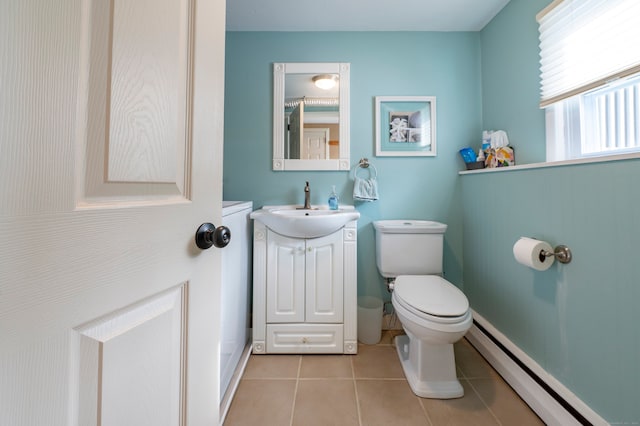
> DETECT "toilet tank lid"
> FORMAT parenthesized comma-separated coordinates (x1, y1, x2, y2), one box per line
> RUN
(373, 220, 447, 234)
(395, 275, 468, 317)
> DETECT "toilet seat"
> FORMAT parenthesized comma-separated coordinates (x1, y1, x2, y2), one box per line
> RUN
(394, 275, 469, 320)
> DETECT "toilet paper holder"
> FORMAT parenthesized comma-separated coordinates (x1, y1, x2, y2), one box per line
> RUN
(539, 245, 572, 264)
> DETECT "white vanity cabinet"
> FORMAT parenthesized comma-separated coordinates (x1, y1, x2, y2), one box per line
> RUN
(266, 231, 343, 324)
(252, 217, 358, 354)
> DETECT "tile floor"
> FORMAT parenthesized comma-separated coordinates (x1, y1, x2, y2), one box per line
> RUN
(224, 332, 544, 425)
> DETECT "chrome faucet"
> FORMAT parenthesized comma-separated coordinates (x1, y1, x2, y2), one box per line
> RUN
(303, 181, 311, 209)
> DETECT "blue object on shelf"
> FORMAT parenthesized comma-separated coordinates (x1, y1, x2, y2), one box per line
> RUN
(459, 147, 477, 163)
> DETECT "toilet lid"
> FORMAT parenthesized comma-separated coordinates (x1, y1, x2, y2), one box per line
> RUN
(395, 275, 469, 317)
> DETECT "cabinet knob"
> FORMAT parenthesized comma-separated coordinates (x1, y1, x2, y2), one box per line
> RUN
(302, 337, 308, 344)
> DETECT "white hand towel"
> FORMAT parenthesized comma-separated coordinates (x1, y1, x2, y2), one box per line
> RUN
(353, 176, 379, 201)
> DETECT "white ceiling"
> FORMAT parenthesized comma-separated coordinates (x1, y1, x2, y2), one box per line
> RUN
(226, 0, 511, 32)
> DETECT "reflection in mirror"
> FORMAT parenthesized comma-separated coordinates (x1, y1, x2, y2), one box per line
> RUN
(273, 63, 350, 171)
(285, 74, 339, 161)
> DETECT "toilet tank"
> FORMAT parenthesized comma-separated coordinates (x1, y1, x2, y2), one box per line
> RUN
(373, 220, 447, 278)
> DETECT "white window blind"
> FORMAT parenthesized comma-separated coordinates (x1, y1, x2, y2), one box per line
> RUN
(537, 0, 640, 108)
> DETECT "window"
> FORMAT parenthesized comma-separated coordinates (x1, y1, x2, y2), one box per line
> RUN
(538, 0, 640, 161)
(546, 75, 640, 161)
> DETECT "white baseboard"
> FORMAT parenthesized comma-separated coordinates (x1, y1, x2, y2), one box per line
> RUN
(219, 342, 252, 426)
(467, 310, 608, 426)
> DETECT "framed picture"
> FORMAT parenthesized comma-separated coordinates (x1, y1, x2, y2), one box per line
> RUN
(375, 96, 436, 157)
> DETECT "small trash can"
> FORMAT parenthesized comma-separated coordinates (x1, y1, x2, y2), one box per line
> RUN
(357, 296, 383, 344)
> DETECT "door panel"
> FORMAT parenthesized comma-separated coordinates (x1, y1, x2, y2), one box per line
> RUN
(0, 0, 225, 424)
(266, 232, 305, 323)
(80, 0, 191, 202)
(305, 232, 343, 323)
(106, 0, 187, 184)
(76, 286, 186, 425)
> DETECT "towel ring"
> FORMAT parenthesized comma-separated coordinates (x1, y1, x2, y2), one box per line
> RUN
(354, 159, 377, 179)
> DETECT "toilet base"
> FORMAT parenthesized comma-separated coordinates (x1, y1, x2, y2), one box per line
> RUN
(395, 334, 464, 399)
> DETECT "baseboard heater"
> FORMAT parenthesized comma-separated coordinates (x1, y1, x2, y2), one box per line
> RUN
(467, 310, 607, 426)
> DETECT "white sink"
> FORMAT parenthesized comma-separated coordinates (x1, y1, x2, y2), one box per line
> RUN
(250, 205, 360, 238)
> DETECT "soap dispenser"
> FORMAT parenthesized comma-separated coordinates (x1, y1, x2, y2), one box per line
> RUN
(328, 185, 339, 210)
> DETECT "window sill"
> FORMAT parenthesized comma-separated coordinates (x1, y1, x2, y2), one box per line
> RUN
(459, 152, 640, 175)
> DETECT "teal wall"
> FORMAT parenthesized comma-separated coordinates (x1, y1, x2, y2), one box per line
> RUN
(224, 32, 482, 298)
(480, 0, 546, 164)
(469, 0, 640, 423)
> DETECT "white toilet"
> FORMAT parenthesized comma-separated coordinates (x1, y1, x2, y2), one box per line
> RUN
(373, 220, 472, 399)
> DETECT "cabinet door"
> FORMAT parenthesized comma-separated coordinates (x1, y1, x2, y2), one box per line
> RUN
(266, 232, 305, 323)
(306, 232, 344, 323)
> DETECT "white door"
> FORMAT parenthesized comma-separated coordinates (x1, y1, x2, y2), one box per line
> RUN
(302, 127, 330, 160)
(0, 0, 225, 425)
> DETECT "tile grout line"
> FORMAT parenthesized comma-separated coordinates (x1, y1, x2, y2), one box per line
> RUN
(465, 377, 503, 426)
(416, 396, 435, 426)
(456, 346, 502, 425)
(241, 377, 299, 381)
(352, 349, 364, 426)
(288, 356, 302, 426)
(298, 377, 354, 381)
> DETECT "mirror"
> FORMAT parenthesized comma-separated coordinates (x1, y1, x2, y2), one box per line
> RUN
(273, 63, 350, 171)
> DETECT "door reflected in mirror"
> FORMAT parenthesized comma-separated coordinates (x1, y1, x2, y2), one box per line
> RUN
(273, 63, 350, 171)
(285, 74, 339, 161)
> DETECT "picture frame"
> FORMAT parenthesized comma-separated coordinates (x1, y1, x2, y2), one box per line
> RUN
(375, 96, 436, 157)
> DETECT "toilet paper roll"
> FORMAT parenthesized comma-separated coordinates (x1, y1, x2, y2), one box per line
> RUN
(513, 237, 554, 271)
